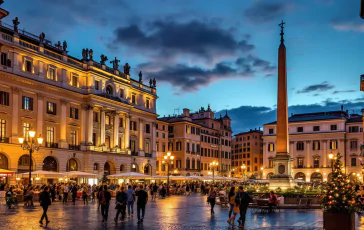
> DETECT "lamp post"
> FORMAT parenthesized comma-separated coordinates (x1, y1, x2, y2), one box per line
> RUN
(162, 151, 174, 196)
(18, 130, 43, 186)
(260, 167, 264, 179)
(209, 161, 218, 183)
(241, 164, 246, 182)
(328, 152, 334, 173)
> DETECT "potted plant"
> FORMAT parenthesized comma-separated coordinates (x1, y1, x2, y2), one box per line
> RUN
(320, 153, 359, 230)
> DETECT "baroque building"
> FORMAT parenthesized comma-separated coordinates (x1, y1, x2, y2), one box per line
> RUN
(262, 109, 363, 182)
(156, 106, 232, 177)
(231, 129, 263, 179)
(0, 6, 158, 184)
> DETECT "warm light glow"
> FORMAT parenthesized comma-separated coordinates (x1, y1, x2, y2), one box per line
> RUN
(59, 178, 63, 181)
(37, 134, 43, 145)
(357, 173, 360, 177)
(174, 170, 178, 173)
(306, 173, 309, 175)
(16, 177, 20, 181)
(162, 160, 165, 164)
(328, 153, 334, 159)
(28, 130, 36, 138)
(18, 137, 24, 144)
(316, 169, 319, 172)
(164, 156, 167, 159)
(167, 152, 171, 156)
(170, 156, 174, 160)
(260, 167, 264, 170)
(241, 164, 246, 169)
(35, 177, 40, 180)
(132, 164, 136, 169)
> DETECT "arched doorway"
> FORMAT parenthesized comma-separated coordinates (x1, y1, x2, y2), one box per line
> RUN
(120, 164, 126, 172)
(0, 153, 8, 169)
(66, 158, 79, 172)
(144, 164, 152, 176)
(42, 156, 58, 172)
(267, 172, 274, 179)
(310, 172, 323, 182)
(131, 163, 138, 172)
(294, 172, 306, 181)
(18, 154, 34, 173)
(104, 161, 116, 175)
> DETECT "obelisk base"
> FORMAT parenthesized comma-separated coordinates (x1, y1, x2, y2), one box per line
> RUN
(269, 154, 296, 190)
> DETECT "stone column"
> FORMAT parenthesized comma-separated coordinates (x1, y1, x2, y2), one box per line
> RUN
(124, 114, 130, 153)
(13, 52, 19, 70)
(152, 122, 157, 157)
(87, 105, 94, 146)
(306, 140, 311, 167)
(323, 140, 328, 167)
(59, 99, 68, 149)
(80, 105, 88, 146)
(11, 87, 20, 143)
(138, 118, 144, 156)
(38, 61, 44, 79)
(36, 93, 44, 138)
(113, 112, 119, 148)
(100, 108, 106, 146)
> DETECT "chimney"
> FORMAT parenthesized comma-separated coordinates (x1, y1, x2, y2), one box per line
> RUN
(183, 108, 190, 117)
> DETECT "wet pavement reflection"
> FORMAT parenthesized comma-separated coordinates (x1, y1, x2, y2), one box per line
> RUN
(0, 194, 361, 229)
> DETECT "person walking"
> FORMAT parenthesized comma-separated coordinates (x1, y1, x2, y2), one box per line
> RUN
(82, 186, 88, 205)
(99, 185, 111, 223)
(152, 183, 158, 201)
(236, 186, 250, 229)
(135, 185, 148, 224)
(71, 183, 77, 205)
(228, 187, 236, 218)
(63, 184, 69, 204)
(114, 187, 127, 223)
(227, 187, 239, 227)
(39, 186, 51, 226)
(125, 185, 135, 217)
(207, 187, 217, 214)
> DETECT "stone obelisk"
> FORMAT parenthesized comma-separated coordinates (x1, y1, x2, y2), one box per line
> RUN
(269, 20, 295, 189)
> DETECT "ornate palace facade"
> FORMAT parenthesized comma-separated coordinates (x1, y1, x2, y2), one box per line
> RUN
(0, 6, 158, 184)
(262, 109, 363, 182)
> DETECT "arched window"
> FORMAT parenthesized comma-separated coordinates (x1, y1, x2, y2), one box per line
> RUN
(0, 153, 8, 169)
(131, 163, 138, 172)
(267, 172, 274, 179)
(66, 158, 78, 172)
(104, 162, 111, 175)
(106, 85, 113, 95)
(42, 156, 58, 172)
(144, 164, 152, 175)
(120, 164, 125, 172)
(18, 155, 32, 173)
(186, 158, 190, 170)
(310, 172, 323, 182)
(191, 158, 195, 169)
(294, 172, 306, 181)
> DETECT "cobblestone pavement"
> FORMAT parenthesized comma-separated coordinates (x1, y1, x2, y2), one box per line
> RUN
(0, 194, 360, 230)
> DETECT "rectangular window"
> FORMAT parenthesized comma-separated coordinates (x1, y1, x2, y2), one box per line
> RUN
(0, 91, 9, 106)
(46, 127, 54, 145)
(297, 127, 303, 132)
(268, 159, 273, 168)
(71, 74, 78, 87)
(93, 112, 99, 122)
(351, 158, 357, 167)
(70, 107, 79, 119)
(186, 143, 190, 152)
(313, 126, 320, 132)
(296, 142, 304, 151)
(145, 124, 150, 133)
(312, 140, 320, 150)
(25, 60, 32, 73)
(95, 80, 100, 90)
(23, 122, 30, 141)
(313, 157, 320, 168)
(268, 143, 274, 152)
(48, 67, 56, 80)
(146, 98, 150, 109)
(132, 94, 136, 104)
(0, 119, 6, 139)
(1, 52, 7, 66)
(46, 102, 57, 115)
(145, 142, 150, 154)
(22, 96, 33, 111)
(330, 140, 338, 150)
(70, 130, 77, 145)
(349, 126, 359, 133)
(119, 118, 123, 128)
(297, 158, 304, 168)
(162, 144, 166, 152)
(330, 125, 337, 131)
(350, 140, 358, 149)
(92, 133, 96, 145)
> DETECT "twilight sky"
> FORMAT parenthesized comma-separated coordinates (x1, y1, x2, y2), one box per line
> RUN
(3, 0, 364, 133)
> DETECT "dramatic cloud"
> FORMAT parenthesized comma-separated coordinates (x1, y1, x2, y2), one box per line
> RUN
(112, 20, 255, 60)
(332, 90, 356, 94)
(216, 99, 364, 134)
(297, 81, 334, 94)
(244, 1, 294, 24)
(331, 20, 364, 32)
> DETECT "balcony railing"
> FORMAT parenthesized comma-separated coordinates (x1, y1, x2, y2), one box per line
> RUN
(69, 145, 80, 150)
(131, 151, 139, 156)
(0, 137, 9, 143)
(145, 153, 152, 158)
(45, 142, 58, 148)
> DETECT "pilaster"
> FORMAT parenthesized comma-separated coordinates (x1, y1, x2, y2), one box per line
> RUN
(11, 87, 20, 143)
(124, 114, 130, 154)
(36, 93, 44, 138)
(59, 99, 68, 149)
(100, 107, 106, 146)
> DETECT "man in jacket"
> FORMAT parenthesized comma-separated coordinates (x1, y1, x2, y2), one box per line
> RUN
(71, 183, 77, 205)
(114, 187, 128, 223)
(136, 185, 148, 224)
(125, 185, 135, 216)
(99, 185, 111, 222)
(236, 186, 250, 229)
(39, 186, 52, 225)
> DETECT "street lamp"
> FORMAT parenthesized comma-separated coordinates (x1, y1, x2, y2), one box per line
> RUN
(18, 129, 43, 186)
(162, 151, 174, 196)
(260, 167, 264, 179)
(241, 164, 246, 182)
(209, 161, 218, 183)
(328, 152, 334, 173)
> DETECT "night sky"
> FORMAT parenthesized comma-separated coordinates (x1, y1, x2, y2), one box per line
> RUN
(3, 0, 364, 133)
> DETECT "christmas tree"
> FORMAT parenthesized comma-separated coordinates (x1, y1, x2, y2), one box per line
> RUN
(320, 153, 360, 214)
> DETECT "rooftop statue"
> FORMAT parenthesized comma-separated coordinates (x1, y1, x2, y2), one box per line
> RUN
(123, 63, 130, 75)
(100, 54, 108, 65)
(110, 57, 120, 70)
(138, 71, 143, 83)
(89, 49, 93, 60)
(39, 32, 45, 43)
(12, 17, 20, 33)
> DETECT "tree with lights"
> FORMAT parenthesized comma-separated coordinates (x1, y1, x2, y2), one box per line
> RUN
(321, 153, 359, 230)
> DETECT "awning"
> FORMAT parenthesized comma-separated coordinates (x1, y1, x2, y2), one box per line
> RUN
(107, 172, 149, 179)
(63, 171, 97, 177)
(0, 169, 15, 176)
(19, 170, 63, 177)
